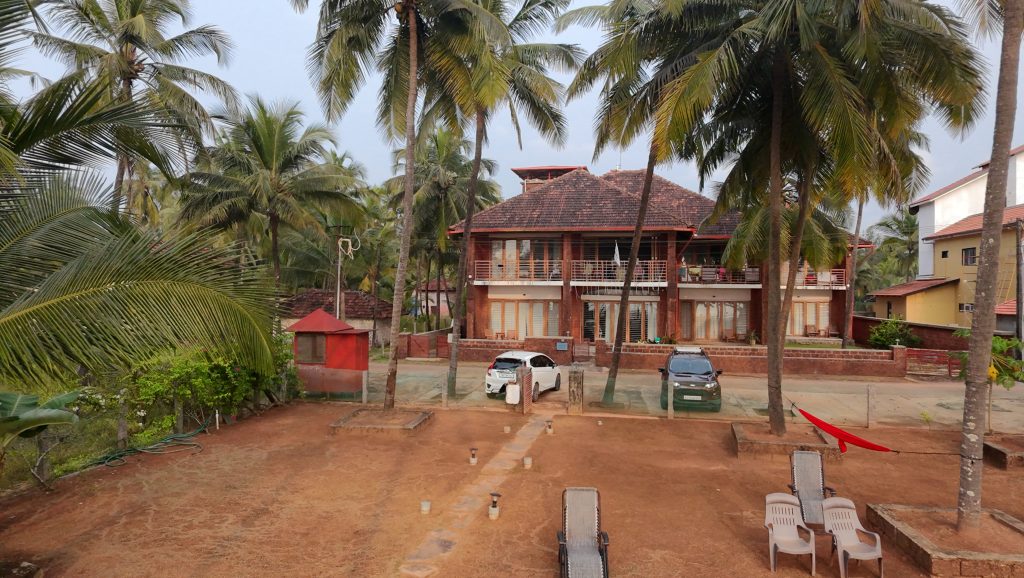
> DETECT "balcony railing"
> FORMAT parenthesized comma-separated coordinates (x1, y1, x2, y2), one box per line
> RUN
(473, 260, 562, 281)
(571, 260, 667, 282)
(678, 266, 761, 284)
(677, 266, 846, 287)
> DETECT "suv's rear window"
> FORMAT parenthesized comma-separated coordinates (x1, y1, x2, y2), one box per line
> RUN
(493, 358, 523, 370)
(669, 356, 713, 375)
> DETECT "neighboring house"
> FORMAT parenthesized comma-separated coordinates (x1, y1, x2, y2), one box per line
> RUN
(413, 279, 455, 319)
(450, 166, 856, 344)
(909, 144, 1024, 279)
(283, 289, 393, 346)
(871, 204, 1024, 327)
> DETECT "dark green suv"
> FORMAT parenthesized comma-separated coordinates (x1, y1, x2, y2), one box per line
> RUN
(658, 347, 723, 412)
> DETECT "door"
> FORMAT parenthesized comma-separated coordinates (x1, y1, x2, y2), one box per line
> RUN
(530, 355, 557, 391)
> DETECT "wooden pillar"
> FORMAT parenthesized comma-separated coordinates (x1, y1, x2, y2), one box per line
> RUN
(666, 231, 679, 340)
(561, 233, 573, 337)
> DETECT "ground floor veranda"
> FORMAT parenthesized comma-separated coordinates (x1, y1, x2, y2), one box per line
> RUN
(467, 285, 848, 344)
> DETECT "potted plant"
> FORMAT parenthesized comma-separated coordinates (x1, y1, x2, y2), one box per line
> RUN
(747, 330, 758, 346)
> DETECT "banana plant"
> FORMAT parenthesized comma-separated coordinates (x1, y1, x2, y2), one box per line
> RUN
(0, 391, 79, 469)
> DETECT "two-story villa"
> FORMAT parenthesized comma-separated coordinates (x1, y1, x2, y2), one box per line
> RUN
(451, 166, 853, 344)
(909, 144, 1024, 279)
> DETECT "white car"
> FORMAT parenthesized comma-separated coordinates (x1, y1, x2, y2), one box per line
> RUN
(484, 351, 561, 402)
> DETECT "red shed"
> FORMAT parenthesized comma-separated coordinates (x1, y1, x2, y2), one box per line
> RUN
(285, 309, 369, 400)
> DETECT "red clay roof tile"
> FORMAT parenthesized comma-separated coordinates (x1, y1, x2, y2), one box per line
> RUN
(869, 277, 958, 297)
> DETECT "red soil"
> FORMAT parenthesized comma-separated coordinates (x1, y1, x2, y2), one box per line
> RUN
(0, 405, 1020, 577)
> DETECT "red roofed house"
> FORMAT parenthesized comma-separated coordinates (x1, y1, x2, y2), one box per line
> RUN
(909, 144, 1024, 279)
(871, 204, 1024, 327)
(450, 166, 857, 345)
(283, 289, 393, 346)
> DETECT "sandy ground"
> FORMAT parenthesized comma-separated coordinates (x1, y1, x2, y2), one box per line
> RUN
(1, 403, 1022, 577)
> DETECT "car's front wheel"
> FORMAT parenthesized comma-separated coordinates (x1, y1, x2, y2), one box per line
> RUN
(554, 375, 561, 391)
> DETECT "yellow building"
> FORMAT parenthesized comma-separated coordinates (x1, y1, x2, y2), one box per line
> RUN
(871, 205, 1024, 327)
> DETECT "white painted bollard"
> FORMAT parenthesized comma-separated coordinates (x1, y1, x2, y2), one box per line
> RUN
(503, 425, 511, 434)
(420, 501, 431, 515)
(523, 456, 533, 470)
(469, 447, 478, 466)
(488, 493, 501, 520)
(545, 420, 554, 435)
(597, 420, 603, 426)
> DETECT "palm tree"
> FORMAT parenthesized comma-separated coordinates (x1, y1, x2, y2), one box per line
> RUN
(298, 0, 509, 409)
(389, 126, 501, 334)
(437, 0, 580, 404)
(178, 97, 363, 292)
(648, 0, 980, 434)
(870, 210, 919, 283)
(955, 0, 1024, 531)
(28, 0, 238, 209)
(0, 172, 277, 385)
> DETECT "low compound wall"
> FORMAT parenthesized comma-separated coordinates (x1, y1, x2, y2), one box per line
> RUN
(594, 342, 908, 377)
(852, 315, 973, 350)
(396, 329, 451, 359)
(455, 337, 575, 365)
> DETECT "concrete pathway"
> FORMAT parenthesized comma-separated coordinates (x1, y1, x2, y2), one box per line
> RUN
(361, 360, 1024, 433)
(399, 413, 550, 577)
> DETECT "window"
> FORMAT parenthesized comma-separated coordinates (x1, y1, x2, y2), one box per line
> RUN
(295, 334, 326, 363)
(582, 301, 658, 343)
(531, 355, 554, 368)
(685, 301, 749, 341)
(962, 247, 977, 266)
(786, 302, 829, 336)
(887, 302, 893, 318)
(489, 239, 562, 279)
(959, 303, 975, 313)
(940, 250, 949, 259)
(490, 300, 560, 337)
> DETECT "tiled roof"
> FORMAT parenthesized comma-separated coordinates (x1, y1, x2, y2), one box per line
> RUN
(452, 168, 711, 234)
(908, 143, 1024, 207)
(597, 170, 741, 236)
(285, 309, 356, 333)
(869, 277, 958, 297)
(925, 204, 1024, 240)
(996, 300, 1017, 316)
(283, 289, 392, 320)
(909, 168, 988, 208)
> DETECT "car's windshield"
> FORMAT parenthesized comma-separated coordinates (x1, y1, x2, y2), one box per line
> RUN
(493, 358, 522, 371)
(669, 356, 713, 375)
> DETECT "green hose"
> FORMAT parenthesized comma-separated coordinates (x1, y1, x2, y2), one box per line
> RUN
(88, 417, 212, 467)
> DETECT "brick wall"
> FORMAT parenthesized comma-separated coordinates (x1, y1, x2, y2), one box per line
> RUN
(453, 338, 575, 364)
(398, 329, 451, 359)
(852, 315, 975, 350)
(594, 341, 908, 377)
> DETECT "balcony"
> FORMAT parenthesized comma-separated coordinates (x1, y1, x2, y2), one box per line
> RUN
(473, 260, 562, 283)
(677, 266, 846, 288)
(571, 260, 667, 285)
(678, 266, 761, 285)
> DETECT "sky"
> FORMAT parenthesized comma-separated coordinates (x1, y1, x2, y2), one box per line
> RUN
(14, 0, 1024, 231)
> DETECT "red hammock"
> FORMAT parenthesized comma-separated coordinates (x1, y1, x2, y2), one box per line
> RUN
(796, 406, 893, 453)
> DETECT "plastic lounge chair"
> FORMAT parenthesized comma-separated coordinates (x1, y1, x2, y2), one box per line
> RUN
(764, 493, 816, 575)
(822, 497, 883, 578)
(557, 487, 609, 578)
(789, 450, 836, 526)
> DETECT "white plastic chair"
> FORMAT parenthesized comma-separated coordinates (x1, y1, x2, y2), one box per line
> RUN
(764, 493, 816, 575)
(822, 497, 883, 578)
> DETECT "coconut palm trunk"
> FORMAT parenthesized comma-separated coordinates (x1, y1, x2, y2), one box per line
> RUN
(780, 182, 812, 334)
(766, 54, 787, 436)
(957, 0, 1024, 530)
(384, 5, 420, 410)
(603, 142, 658, 405)
(445, 109, 486, 404)
(842, 195, 865, 348)
(113, 72, 135, 212)
(435, 246, 442, 329)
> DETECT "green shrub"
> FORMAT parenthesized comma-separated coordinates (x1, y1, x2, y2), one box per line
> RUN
(867, 317, 921, 349)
